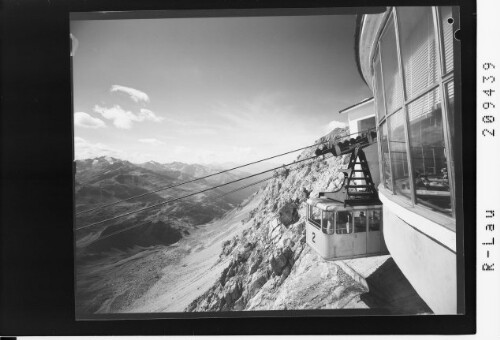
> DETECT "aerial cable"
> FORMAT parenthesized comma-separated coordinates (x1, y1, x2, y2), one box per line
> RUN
(75, 141, 328, 216)
(76, 153, 327, 231)
(76, 128, 375, 216)
(86, 175, 276, 246)
(82, 155, 332, 246)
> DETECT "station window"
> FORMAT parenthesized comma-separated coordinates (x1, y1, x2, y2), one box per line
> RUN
(388, 110, 410, 199)
(445, 80, 455, 142)
(357, 116, 376, 133)
(397, 7, 438, 100)
(336, 211, 352, 234)
(353, 211, 367, 233)
(380, 122, 393, 190)
(373, 52, 386, 122)
(373, 6, 456, 218)
(380, 17, 403, 115)
(439, 7, 455, 74)
(369, 209, 382, 231)
(408, 88, 451, 215)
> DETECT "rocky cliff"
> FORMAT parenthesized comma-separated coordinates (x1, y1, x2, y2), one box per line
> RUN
(185, 128, 371, 311)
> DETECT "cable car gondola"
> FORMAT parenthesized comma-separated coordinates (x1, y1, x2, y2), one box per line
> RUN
(306, 140, 388, 260)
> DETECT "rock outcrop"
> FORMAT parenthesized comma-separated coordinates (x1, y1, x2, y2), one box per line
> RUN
(186, 128, 368, 312)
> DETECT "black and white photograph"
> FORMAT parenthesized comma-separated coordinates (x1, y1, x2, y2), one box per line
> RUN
(71, 6, 463, 319)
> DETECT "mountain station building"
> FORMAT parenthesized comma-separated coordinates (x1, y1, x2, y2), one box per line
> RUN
(348, 6, 460, 314)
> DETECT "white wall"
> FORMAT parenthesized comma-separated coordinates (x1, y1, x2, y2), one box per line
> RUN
(345, 100, 375, 135)
(381, 193, 457, 314)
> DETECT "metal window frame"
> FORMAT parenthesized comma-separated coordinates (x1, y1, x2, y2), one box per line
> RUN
(393, 7, 416, 204)
(386, 109, 406, 193)
(376, 15, 398, 193)
(436, 6, 455, 78)
(353, 209, 369, 233)
(335, 211, 353, 235)
(373, 50, 387, 123)
(434, 7, 456, 217)
(321, 210, 326, 234)
(334, 211, 338, 234)
(372, 48, 388, 189)
(373, 74, 386, 187)
(386, 116, 396, 192)
(381, 122, 394, 191)
(323, 211, 335, 235)
(308, 205, 321, 229)
(368, 208, 383, 231)
(378, 13, 404, 117)
(321, 210, 333, 234)
(404, 82, 440, 106)
(371, 6, 457, 218)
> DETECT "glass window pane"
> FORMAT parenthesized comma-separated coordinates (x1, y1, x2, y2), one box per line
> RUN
(336, 211, 352, 234)
(354, 211, 367, 233)
(408, 88, 452, 216)
(373, 51, 386, 121)
(388, 110, 410, 199)
(380, 17, 403, 114)
(440, 6, 455, 74)
(445, 80, 455, 142)
(380, 122, 393, 191)
(357, 116, 376, 133)
(322, 211, 334, 235)
(397, 7, 438, 100)
(309, 206, 321, 228)
(369, 209, 382, 231)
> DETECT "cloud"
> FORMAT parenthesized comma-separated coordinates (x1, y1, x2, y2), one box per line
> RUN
(94, 105, 163, 129)
(74, 111, 106, 129)
(74, 136, 122, 160)
(325, 120, 347, 133)
(74, 137, 156, 163)
(138, 138, 165, 146)
(139, 108, 163, 122)
(110, 85, 150, 103)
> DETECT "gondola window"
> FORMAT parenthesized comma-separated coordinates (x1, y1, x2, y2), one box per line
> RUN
(308, 205, 322, 229)
(322, 211, 335, 235)
(336, 211, 352, 234)
(354, 211, 368, 233)
(368, 209, 382, 232)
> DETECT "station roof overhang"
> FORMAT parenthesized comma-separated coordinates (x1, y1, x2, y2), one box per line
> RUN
(354, 8, 390, 89)
(338, 96, 374, 115)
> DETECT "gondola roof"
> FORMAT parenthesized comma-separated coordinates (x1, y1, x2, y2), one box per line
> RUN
(307, 197, 382, 211)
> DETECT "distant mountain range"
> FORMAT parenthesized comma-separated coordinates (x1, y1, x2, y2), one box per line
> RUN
(74, 156, 268, 255)
(75, 127, 366, 315)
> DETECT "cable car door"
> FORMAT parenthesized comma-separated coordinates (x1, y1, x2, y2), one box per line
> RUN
(353, 210, 368, 256)
(367, 209, 383, 254)
(334, 211, 355, 258)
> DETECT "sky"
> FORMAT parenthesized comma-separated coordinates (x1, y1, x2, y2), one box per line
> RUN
(71, 14, 372, 166)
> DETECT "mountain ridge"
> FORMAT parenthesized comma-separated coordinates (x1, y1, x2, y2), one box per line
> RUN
(185, 127, 353, 311)
(74, 154, 268, 257)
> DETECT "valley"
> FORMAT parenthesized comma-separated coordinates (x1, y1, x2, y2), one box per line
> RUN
(75, 130, 431, 317)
